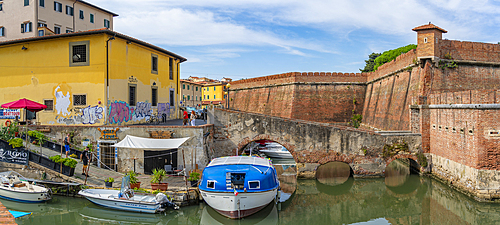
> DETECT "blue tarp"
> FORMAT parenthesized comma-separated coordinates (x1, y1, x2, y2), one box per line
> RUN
(9, 210, 31, 218)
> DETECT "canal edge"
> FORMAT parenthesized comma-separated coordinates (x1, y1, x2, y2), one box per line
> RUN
(0, 201, 17, 224)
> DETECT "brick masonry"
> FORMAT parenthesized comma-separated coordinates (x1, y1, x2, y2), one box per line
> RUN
(225, 24, 500, 200)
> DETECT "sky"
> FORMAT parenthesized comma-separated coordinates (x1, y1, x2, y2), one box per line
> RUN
(92, 0, 500, 81)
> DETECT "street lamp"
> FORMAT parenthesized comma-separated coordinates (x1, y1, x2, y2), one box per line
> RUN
(225, 83, 231, 109)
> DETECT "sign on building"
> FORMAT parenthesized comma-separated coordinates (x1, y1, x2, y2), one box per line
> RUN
(0, 109, 21, 119)
(0, 148, 29, 165)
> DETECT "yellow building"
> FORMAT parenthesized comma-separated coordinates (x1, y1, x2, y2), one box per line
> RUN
(0, 29, 186, 125)
(202, 82, 227, 108)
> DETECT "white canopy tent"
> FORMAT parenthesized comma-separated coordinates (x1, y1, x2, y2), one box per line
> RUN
(111, 135, 190, 150)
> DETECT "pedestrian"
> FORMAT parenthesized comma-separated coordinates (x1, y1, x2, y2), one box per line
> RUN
(64, 133, 70, 158)
(80, 146, 91, 176)
(190, 110, 196, 126)
(182, 109, 189, 126)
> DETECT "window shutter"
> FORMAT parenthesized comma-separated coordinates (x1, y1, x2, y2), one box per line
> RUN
(54, 2, 57, 10)
(28, 22, 32, 32)
(21, 24, 25, 33)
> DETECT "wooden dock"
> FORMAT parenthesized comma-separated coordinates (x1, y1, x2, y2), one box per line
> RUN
(0, 201, 16, 224)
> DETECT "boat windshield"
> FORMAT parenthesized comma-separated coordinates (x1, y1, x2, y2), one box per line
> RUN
(0, 171, 25, 184)
(121, 175, 131, 192)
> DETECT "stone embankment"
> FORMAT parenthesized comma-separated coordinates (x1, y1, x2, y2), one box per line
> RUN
(0, 203, 16, 224)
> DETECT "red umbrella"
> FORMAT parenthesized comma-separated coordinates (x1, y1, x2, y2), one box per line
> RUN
(1, 98, 47, 112)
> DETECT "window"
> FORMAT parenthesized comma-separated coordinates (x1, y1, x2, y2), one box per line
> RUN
(129, 84, 136, 106)
(21, 22, 32, 33)
(214, 95, 216, 99)
(183, 84, 185, 89)
(73, 95, 86, 106)
(24, 0, 29, 6)
(38, 30, 44, 36)
(79, 10, 84, 19)
(0, 3, 3, 11)
(54, 1, 62, 12)
(151, 54, 158, 74)
(187, 95, 190, 101)
(90, 14, 94, 23)
(0, 27, 4, 37)
(65, 5, 73, 16)
(214, 87, 216, 91)
(54, 26, 60, 34)
(169, 90, 174, 106)
(207, 180, 215, 189)
(69, 41, 89, 66)
(248, 181, 260, 189)
(151, 87, 158, 107)
(39, 0, 44, 7)
(169, 58, 173, 80)
(196, 87, 198, 91)
(44, 100, 53, 111)
(66, 29, 72, 33)
(182, 95, 185, 100)
(207, 95, 209, 100)
(38, 22, 46, 27)
(196, 96, 197, 101)
(187, 85, 190, 90)
(104, 19, 110, 28)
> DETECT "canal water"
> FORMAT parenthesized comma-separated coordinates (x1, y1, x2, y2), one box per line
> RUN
(3, 163, 500, 224)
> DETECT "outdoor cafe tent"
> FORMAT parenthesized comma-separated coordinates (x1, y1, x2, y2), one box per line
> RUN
(111, 135, 190, 150)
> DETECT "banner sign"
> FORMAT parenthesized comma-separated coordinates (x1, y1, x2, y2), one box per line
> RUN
(0, 109, 21, 119)
(0, 148, 29, 165)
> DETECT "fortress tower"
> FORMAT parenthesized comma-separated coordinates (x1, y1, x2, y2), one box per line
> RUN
(412, 23, 447, 61)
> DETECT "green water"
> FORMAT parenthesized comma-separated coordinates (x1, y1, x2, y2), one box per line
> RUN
(2, 176, 500, 225)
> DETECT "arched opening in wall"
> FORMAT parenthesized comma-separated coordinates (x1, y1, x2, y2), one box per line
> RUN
(385, 158, 420, 194)
(241, 139, 297, 201)
(316, 162, 353, 186)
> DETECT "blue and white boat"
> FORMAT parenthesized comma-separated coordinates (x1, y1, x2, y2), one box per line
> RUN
(0, 171, 51, 203)
(199, 156, 279, 219)
(78, 176, 178, 213)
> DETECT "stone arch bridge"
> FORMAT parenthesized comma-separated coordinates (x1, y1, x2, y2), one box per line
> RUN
(211, 109, 424, 178)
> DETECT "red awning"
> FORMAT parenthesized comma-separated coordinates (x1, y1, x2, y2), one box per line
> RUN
(1, 98, 47, 112)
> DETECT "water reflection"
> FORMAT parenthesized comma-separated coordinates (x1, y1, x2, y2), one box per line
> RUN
(385, 159, 420, 194)
(200, 202, 278, 225)
(316, 162, 352, 186)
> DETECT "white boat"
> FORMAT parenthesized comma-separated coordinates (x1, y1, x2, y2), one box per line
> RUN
(78, 176, 178, 213)
(0, 171, 51, 203)
(199, 156, 280, 219)
(259, 146, 294, 159)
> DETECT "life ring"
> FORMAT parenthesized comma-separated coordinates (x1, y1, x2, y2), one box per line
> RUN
(4, 120, 11, 127)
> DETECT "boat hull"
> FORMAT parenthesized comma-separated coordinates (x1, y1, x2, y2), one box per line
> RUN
(259, 150, 294, 159)
(0, 188, 50, 203)
(201, 188, 277, 219)
(84, 196, 160, 213)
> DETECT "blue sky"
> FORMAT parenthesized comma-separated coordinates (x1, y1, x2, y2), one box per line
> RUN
(93, 0, 500, 80)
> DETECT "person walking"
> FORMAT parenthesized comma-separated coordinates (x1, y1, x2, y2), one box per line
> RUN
(80, 147, 91, 176)
(190, 110, 196, 126)
(183, 109, 189, 126)
(64, 134, 70, 158)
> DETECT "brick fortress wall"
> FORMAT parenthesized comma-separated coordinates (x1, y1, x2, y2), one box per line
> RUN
(230, 72, 367, 123)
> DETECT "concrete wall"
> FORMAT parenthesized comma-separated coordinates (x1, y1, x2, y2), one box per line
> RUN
(31, 124, 213, 174)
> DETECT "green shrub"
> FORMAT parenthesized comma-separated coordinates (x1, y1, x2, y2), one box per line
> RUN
(105, 177, 114, 183)
(8, 138, 23, 148)
(187, 172, 200, 181)
(417, 152, 428, 167)
(63, 158, 78, 168)
(373, 44, 417, 71)
(49, 155, 64, 163)
(151, 168, 166, 184)
(350, 114, 363, 128)
(126, 171, 139, 184)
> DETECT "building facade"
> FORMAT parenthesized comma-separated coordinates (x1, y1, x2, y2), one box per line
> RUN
(202, 82, 227, 108)
(180, 79, 202, 108)
(0, 0, 117, 41)
(0, 29, 186, 126)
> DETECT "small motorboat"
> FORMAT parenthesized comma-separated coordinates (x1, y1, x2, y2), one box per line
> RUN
(0, 171, 51, 203)
(78, 176, 178, 213)
(259, 145, 294, 159)
(199, 156, 279, 219)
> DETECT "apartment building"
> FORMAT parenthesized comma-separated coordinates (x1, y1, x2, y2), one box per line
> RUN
(180, 79, 203, 108)
(0, 0, 117, 41)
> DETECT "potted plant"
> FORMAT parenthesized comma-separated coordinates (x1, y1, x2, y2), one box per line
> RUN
(8, 138, 24, 149)
(187, 172, 200, 187)
(126, 171, 141, 189)
(150, 168, 168, 191)
(104, 177, 114, 188)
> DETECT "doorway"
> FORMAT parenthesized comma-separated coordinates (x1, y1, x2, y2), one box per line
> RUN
(99, 142, 116, 171)
(144, 149, 178, 175)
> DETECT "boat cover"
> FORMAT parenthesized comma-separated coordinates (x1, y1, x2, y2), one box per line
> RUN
(111, 135, 190, 150)
(207, 156, 272, 168)
(9, 210, 31, 218)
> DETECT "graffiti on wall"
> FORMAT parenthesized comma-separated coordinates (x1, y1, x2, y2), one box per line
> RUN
(108, 101, 135, 124)
(81, 105, 104, 124)
(54, 85, 71, 116)
(158, 103, 171, 119)
(133, 102, 151, 121)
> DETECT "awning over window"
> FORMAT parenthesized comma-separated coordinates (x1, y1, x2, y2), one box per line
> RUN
(111, 135, 190, 150)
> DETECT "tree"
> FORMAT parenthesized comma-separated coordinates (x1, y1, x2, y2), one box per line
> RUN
(359, 53, 381, 72)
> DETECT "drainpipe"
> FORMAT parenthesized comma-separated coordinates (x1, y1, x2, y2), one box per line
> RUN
(35, 0, 38, 36)
(72, 0, 77, 32)
(105, 35, 115, 124)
